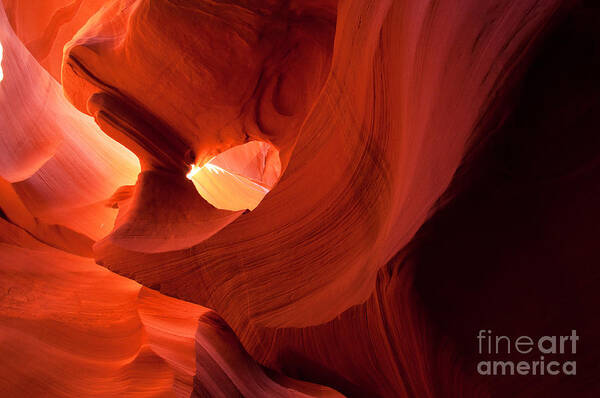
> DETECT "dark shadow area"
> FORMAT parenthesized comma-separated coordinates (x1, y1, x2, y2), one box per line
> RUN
(413, 1, 600, 396)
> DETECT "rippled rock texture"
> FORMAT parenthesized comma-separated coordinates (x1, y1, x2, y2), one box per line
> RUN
(1, 0, 599, 397)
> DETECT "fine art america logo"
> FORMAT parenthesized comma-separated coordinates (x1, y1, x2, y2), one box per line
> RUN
(476, 330, 578, 376)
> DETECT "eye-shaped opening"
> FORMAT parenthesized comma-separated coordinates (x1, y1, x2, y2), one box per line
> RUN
(186, 141, 281, 211)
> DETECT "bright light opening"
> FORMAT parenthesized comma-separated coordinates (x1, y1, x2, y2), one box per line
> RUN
(186, 141, 281, 211)
(186, 163, 202, 179)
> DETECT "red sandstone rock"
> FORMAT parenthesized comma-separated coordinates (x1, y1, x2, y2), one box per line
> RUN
(1, 0, 599, 397)
(0, 4, 140, 242)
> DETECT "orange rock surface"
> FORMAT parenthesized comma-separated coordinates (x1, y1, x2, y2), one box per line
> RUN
(1, 0, 599, 396)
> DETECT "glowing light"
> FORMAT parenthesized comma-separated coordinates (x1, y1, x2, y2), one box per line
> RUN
(187, 158, 227, 179)
(203, 163, 224, 174)
(0, 41, 4, 82)
(185, 142, 281, 211)
(186, 163, 201, 179)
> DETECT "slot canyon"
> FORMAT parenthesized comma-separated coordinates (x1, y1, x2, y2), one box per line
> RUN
(0, 0, 598, 397)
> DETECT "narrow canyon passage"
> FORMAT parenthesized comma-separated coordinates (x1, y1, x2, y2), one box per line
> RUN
(0, 0, 599, 397)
